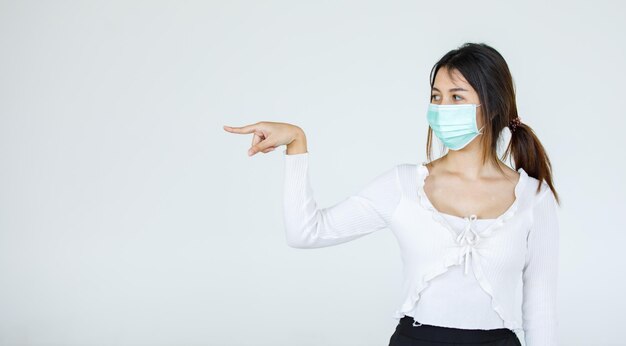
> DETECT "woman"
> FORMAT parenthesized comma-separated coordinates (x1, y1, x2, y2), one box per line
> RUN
(223, 42, 560, 346)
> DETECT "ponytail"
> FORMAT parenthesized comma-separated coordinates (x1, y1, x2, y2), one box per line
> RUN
(504, 122, 561, 205)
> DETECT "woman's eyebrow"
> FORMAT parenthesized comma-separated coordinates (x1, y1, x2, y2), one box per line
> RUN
(431, 87, 469, 92)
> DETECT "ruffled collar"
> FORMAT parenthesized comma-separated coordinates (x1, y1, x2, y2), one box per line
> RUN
(415, 162, 528, 239)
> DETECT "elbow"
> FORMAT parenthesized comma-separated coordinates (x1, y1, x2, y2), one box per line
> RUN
(286, 238, 309, 249)
(283, 213, 320, 249)
(284, 230, 316, 249)
(284, 231, 303, 248)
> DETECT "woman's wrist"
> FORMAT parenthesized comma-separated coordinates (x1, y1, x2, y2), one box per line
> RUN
(286, 129, 307, 155)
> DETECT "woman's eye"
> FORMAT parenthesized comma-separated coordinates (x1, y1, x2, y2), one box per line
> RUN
(430, 95, 462, 101)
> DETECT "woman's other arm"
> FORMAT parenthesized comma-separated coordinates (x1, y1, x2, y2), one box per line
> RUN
(522, 184, 560, 346)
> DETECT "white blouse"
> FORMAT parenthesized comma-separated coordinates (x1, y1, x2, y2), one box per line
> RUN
(408, 214, 506, 329)
(282, 150, 559, 346)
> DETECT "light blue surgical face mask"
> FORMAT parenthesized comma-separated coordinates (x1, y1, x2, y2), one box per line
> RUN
(427, 103, 484, 151)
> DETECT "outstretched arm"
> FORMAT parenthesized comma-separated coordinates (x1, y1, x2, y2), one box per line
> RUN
(282, 150, 400, 249)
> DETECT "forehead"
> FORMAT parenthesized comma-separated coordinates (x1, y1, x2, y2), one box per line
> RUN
(432, 67, 471, 91)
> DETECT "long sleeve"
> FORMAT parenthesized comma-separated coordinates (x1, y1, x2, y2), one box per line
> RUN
(282, 149, 400, 249)
(522, 185, 560, 346)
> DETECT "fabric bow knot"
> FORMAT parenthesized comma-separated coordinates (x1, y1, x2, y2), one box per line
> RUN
(456, 214, 481, 275)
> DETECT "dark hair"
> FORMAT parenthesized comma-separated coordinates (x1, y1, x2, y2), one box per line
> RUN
(426, 42, 560, 205)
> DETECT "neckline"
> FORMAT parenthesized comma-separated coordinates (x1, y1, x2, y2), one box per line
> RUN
(439, 211, 496, 222)
(415, 162, 527, 235)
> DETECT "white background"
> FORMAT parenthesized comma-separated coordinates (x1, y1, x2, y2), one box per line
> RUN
(1, 1, 623, 345)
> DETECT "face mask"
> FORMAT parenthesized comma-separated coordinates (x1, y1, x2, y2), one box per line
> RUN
(427, 103, 484, 151)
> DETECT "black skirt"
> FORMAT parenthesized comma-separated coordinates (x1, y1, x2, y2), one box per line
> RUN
(389, 316, 522, 346)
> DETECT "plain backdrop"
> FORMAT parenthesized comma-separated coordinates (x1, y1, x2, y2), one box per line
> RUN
(1, 1, 624, 345)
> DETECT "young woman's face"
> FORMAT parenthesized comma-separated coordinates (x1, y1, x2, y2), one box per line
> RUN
(430, 67, 484, 129)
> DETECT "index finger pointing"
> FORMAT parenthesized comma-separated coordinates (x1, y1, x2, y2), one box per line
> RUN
(223, 123, 258, 134)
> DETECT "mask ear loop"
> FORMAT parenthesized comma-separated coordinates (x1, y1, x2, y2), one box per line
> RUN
(475, 103, 484, 135)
